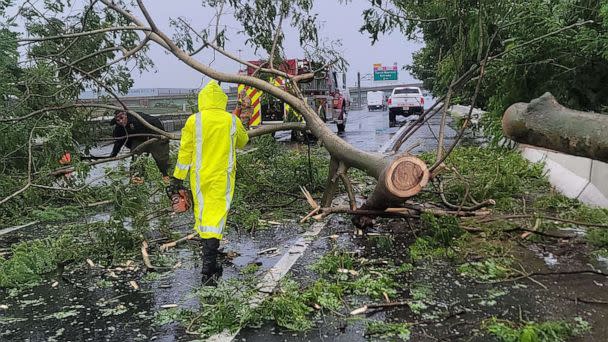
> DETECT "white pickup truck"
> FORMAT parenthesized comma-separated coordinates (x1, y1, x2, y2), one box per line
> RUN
(388, 87, 425, 127)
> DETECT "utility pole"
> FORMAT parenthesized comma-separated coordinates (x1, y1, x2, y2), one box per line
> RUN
(357, 72, 361, 110)
(237, 49, 243, 72)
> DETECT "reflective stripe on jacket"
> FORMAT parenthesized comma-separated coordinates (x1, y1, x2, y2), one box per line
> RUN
(173, 81, 249, 239)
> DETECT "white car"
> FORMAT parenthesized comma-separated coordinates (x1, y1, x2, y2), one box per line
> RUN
(388, 87, 425, 127)
(367, 91, 386, 111)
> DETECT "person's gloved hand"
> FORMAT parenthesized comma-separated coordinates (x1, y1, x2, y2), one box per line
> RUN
(165, 177, 184, 199)
(166, 178, 191, 213)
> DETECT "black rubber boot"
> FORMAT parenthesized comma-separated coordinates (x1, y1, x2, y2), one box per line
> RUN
(200, 238, 223, 287)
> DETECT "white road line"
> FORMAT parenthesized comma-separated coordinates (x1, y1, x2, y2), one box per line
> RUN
(206, 222, 326, 342)
(0, 221, 40, 237)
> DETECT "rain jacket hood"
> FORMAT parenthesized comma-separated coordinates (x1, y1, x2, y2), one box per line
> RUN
(198, 80, 228, 112)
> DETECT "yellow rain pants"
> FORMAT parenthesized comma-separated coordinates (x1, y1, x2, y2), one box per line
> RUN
(173, 81, 249, 240)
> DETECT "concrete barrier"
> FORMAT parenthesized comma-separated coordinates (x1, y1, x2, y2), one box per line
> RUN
(520, 145, 608, 208)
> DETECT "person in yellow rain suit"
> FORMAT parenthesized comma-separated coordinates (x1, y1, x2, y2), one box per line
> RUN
(168, 80, 249, 285)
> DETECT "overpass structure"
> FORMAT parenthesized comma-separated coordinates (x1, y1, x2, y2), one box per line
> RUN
(350, 82, 424, 94)
(79, 87, 239, 115)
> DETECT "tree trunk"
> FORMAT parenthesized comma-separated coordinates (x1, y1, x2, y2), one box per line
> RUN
(247, 122, 307, 138)
(366, 155, 430, 206)
(353, 155, 430, 227)
(502, 92, 608, 163)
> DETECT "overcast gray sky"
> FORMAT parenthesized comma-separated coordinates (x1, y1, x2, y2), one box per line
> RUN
(133, 0, 423, 89)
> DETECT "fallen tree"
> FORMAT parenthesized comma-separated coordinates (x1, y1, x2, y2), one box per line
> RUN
(503, 93, 608, 163)
(124, 0, 433, 215)
(2, 0, 433, 222)
(2, 1, 587, 227)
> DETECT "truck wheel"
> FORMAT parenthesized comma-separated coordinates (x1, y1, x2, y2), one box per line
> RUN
(337, 123, 345, 133)
(389, 109, 397, 127)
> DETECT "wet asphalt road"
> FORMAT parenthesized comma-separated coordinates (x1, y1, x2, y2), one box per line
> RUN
(337, 105, 455, 154)
(274, 97, 456, 155)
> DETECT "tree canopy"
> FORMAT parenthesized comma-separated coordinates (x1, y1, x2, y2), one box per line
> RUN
(361, 0, 608, 139)
(0, 0, 348, 222)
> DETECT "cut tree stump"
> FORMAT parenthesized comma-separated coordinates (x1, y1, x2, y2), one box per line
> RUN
(502, 92, 608, 163)
(352, 154, 430, 228)
(384, 155, 430, 198)
(360, 154, 429, 210)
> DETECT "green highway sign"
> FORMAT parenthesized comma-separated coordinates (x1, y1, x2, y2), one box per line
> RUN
(373, 70, 398, 81)
(373, 63, 399, 81)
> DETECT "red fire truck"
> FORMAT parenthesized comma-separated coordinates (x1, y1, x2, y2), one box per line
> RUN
(240, 59, 350, 133)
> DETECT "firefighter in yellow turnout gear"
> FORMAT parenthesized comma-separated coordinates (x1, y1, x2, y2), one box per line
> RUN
(170, 80, 249, 285)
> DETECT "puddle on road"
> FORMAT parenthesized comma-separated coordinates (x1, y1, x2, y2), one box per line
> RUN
(528, 244, 560, 268)
(543, 252, 559, 267)
(596, 255, 608, 270)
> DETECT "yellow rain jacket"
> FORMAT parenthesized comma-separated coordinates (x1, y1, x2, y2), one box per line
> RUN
(173, 81, 249, 240)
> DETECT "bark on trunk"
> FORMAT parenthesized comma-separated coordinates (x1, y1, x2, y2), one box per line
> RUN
(502, 92, 608, 163)
(247, 122, 307, 138)
(321, 158, 340, 208)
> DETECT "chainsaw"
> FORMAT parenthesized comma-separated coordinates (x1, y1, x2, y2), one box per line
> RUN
(165, 180, 192, 213)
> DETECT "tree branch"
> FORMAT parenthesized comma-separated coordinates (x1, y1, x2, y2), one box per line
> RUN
(309, 205, 488, 221)
(51, 58, 176, 143)
(0, 125, 38, 206)
(18, 26, 152, 43)
(0, 183, 31, 206)
(321, 157, 341, 207)
(339, 172, 357, 211)
(390, 20, 590, 154)
(489, 20, 593, 62)
(247, 122, 307, 138)
(56, 46, 122, 72)
(49, 138, 162, 176)
(391, 99, 445, 152)
(476, 214, 608, 229)
(435, 77, 455, 161)
(269, 12, 284, 70)
(430, 30, 498, 172)
(175, 17, 310, 82)
(438, 181, 495, 211)
(109, 0, 383, 177)
(373, 4, 446, 23)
